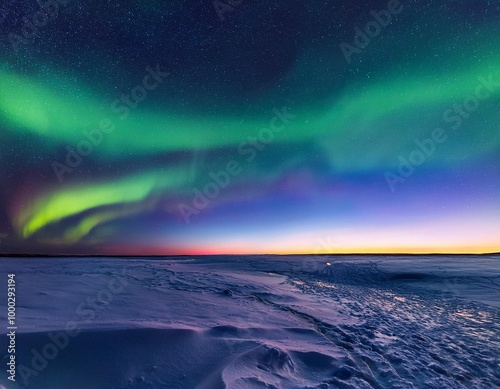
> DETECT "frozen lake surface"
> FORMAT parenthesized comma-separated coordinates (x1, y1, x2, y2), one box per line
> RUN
(0, 255, 499, 388)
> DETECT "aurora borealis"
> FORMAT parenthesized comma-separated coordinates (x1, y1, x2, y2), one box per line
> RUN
(0, 0, 499, 255)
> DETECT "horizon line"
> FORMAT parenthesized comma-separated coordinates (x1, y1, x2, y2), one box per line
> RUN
(1, 252, 499, 258)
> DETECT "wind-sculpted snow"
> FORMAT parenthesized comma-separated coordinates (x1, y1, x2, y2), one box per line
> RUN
(288, 268, 500, 388)
(0, 255, 499, 388)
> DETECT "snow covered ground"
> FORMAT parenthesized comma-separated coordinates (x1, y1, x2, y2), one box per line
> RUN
(0, 255, 499, 388)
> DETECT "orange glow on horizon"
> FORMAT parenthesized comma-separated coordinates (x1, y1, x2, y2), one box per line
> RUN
(104, 244, 500, 256)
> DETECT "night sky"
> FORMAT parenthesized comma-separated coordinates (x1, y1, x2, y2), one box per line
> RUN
(0, 0, 499, 255)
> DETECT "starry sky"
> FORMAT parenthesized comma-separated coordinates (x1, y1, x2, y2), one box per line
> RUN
(0, 0, 499, 255)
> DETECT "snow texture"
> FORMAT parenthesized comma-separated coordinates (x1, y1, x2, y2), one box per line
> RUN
(0, 255, 499, 388)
